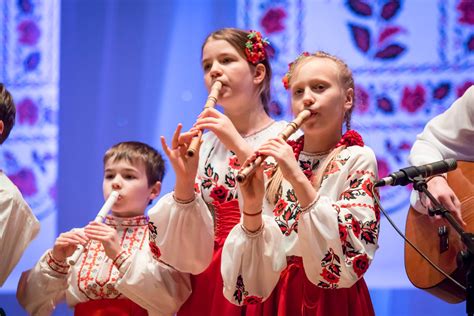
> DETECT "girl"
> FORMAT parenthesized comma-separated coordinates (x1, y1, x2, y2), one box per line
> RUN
(149, 28, 288, 315)
(222, 51, 379, 315)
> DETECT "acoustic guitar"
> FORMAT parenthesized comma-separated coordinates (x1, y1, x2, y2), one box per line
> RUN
(404, 161, 474, 303)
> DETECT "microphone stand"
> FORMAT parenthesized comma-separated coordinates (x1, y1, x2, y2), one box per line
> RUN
(412, 175, 474, 316)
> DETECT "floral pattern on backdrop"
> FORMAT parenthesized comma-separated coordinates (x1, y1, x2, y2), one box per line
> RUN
(238, 0, 474, 287)
(0, 0, 59, 290)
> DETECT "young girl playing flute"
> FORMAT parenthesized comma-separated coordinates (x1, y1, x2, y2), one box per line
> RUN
(222, 51, 380, 315)
(149, 28, 288, 315)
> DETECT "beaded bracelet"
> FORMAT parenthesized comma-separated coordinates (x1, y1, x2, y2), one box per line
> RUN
(240, 223, 264, 237)
(172, 193, 196, 205)
(243, 209, 263, 216)
(299, 194, 320, 213)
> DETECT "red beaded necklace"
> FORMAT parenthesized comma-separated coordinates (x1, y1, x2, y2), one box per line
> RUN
(287, 130, 364, 160)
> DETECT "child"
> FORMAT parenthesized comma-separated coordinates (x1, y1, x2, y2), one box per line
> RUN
(148, 28, 288, 315)
(17, 141, 191, 315)
(0, 83, 40, 286)
(222, 51, 379, 315)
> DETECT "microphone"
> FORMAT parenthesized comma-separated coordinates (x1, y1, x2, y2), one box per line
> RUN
(374, 158, 457, 187)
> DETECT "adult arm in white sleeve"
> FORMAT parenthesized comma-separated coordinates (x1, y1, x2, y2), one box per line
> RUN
(0, 175, 40, 286)
(409, 85, 474, 166)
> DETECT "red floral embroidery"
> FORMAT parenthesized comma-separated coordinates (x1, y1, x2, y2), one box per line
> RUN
(339, 223, 348, 242)
(229, 156, 241, 170)
(243, 296, 263, 305)
(273, 198, 288, 216)
(320, 267, 340, 284)
(352, 218, 361, 238)
(210, 185, 229, 203)
(148, 222, 157, 235)
(325, 160, 341, 175)
(361, 178, 374, 198)
(149, 241, 161, 260)
(194, 182, 201, 194)
(353, 254, 370, 277)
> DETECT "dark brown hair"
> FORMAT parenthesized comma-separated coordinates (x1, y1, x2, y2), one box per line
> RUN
(103, 141, 166, 187)
(0, 83, 16, 144)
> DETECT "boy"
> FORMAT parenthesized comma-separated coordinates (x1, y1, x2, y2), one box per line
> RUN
(17, 141, 191, 315)
(0, 83, 40, 286)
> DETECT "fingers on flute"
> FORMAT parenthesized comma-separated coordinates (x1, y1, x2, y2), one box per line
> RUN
(242, 152, 259, 168)
(198, 107, 219, 118)
(57, 233, 88, 246)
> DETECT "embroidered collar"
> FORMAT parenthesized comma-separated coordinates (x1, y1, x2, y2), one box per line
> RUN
(104, 214, 148, 227)
(287, 130, 364, 160)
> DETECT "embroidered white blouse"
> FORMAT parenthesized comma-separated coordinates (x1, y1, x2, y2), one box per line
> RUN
(221, 145, 380, 305)
(148, 120, 289, 274)
(17, 215, 191, 316)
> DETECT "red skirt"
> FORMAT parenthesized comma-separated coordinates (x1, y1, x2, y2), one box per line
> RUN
(179, 198, 374, 316)
(246, 256, 375, 316)
(75, 299, 148, 316)
(177, 199, 245, 316)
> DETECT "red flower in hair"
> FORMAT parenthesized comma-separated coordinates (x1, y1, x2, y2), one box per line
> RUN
(282, 52, 311, 90)
(245, 31, 270, 65)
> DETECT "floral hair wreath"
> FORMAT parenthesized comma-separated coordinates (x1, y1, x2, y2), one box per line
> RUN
(282, 51, 311, 90)
(245, 30, 270, 65)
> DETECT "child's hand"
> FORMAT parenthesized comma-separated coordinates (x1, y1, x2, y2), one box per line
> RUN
(84, 222, 121, 260)
(239, 153, 266, 232)
(52, 229, 89, 262)
(161, 124, 199, 201)
(239, 152, 265, 213)
(194, 108, 252, 160)
(258, 137, 304, 185)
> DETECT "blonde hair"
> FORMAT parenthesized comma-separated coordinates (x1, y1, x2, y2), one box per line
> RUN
(266, 51, 354, 203)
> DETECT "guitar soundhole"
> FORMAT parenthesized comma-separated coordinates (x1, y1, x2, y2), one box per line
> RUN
(438, 225, 449, 253)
